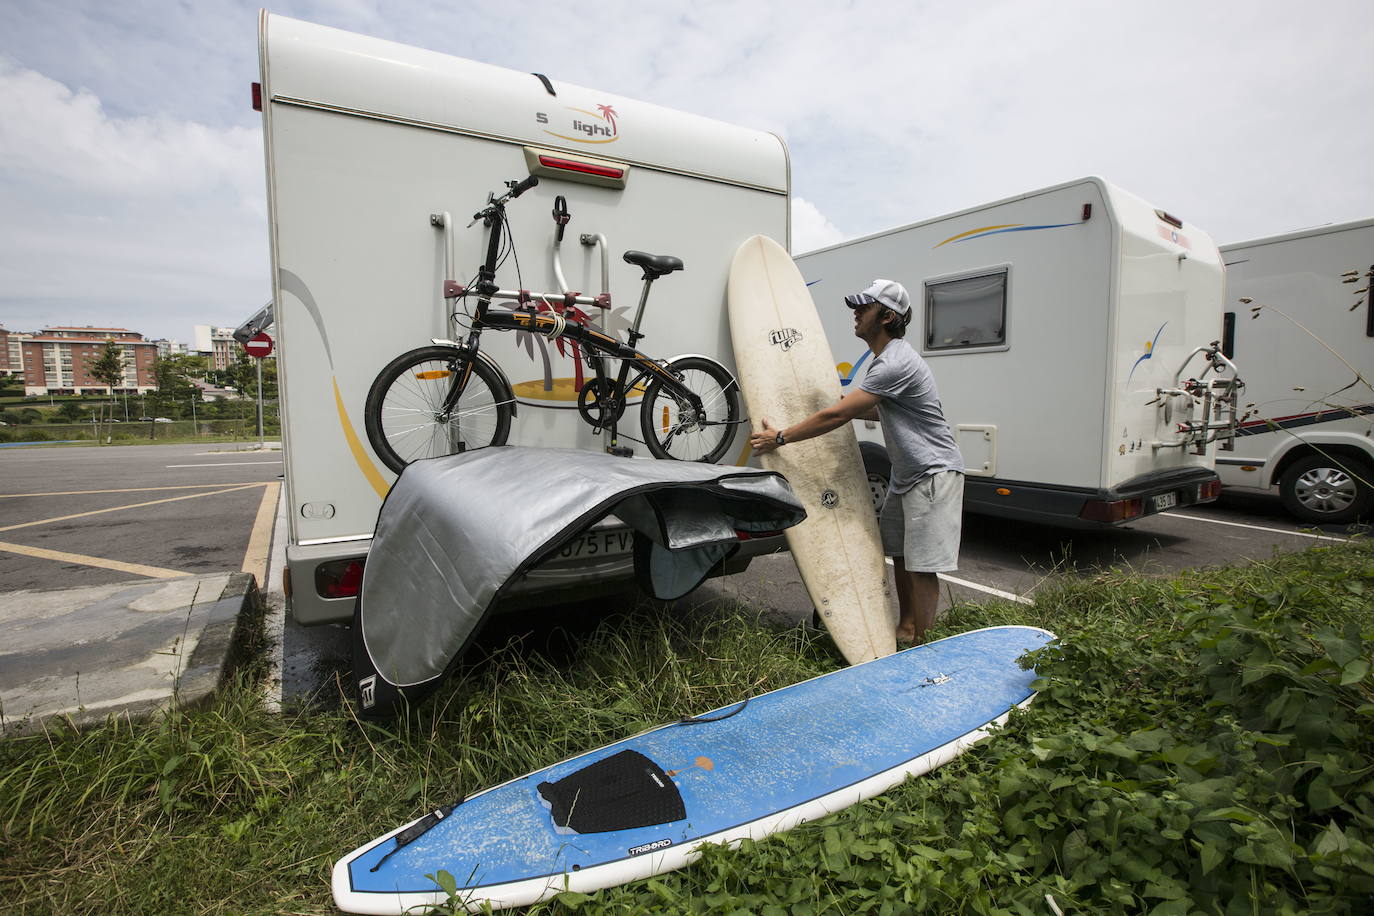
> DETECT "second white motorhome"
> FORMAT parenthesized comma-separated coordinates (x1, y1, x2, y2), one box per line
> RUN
(1218, 219, 1374, 524)
(795, 177, 1241, 528)
(258, 14, 790, 625)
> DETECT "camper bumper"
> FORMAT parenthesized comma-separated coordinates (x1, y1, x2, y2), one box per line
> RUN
(286, 520, 784, 626)
(964, 468, 1221, 529)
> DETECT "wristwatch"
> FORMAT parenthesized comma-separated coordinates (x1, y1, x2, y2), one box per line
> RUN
(774, 430, 786, 446)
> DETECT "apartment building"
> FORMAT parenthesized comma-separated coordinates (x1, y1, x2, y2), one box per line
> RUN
(193, 325, 239, 371)
(18, 327, 158, 396)
(0, 327, 27, 376)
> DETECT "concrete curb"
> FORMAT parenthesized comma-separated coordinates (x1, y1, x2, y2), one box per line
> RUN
(0, 572, 260, 736)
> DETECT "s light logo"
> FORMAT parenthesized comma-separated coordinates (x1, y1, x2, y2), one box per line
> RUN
(536, 104, 620, 145)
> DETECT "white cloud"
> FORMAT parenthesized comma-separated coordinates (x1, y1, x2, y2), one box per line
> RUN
(0, 59, 261, 198)
(790, 197, 846, 255)
(2, 0, 1373, 341)
(0, 59, 267, 341)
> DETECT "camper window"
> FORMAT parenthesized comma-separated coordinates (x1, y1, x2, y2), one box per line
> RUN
(924, 270, 1007, 351)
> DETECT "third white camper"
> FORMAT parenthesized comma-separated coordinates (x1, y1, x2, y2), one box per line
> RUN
(795, 177, 1241, 528)
(1218, 218, 1374, 524)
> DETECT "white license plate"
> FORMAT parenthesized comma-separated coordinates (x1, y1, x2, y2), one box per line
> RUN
(1153, 491, 1178, 511)
(556, 528, 634, 560)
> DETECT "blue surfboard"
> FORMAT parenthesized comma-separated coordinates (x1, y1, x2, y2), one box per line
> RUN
(332, 625, 1054, 914)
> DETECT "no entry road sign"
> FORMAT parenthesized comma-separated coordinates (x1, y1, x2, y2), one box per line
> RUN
(244, 332, 274, 359)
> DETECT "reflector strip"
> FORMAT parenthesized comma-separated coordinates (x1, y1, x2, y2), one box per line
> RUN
(415, 370, 453, 380)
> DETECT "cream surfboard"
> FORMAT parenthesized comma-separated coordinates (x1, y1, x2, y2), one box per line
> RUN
(727, 234, 895, 664)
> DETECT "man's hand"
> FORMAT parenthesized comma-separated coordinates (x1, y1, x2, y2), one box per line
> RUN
(749, 418, 781, 456)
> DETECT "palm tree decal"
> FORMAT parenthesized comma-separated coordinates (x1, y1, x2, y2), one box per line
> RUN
(596, 104, 618, 135)
(512, 300, 632, 393)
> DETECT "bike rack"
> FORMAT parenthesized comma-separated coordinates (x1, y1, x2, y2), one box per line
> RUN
(1151, 342, 1245, 455)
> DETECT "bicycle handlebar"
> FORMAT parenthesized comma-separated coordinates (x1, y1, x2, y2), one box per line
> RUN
(508, 174, 539, 199)
(474, 175, 541, 223)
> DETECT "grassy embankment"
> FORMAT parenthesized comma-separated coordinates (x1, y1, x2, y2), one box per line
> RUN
(2, 541, 1372, 914)
(0, 395, 278, 445)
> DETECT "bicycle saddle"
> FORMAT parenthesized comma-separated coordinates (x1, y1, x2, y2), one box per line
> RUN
(623, 250, 684, 279)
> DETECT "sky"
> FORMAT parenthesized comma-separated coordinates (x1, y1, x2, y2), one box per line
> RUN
(1, 0, 1371, 344)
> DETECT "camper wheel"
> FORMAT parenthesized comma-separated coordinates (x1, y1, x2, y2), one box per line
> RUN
(859, 441, 891, 516)
(1278, 452, 1374, 525)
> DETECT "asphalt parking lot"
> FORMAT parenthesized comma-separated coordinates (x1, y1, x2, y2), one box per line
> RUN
(0, 441, 1363, 706)
(0, 442, 282, 591)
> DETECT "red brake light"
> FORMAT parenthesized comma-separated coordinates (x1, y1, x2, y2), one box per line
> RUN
(251, 82, 262, 112)
(1198, 479, 1222, 502)
(1079, 497, 1144, 524)
(315, 559, 365, 599)
(537, 155, 625, 180)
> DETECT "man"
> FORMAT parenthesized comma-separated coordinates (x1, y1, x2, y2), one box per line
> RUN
(749, 279, 964, 644)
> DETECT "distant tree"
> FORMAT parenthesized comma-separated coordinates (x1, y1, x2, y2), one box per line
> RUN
(88, 340, 125, 394)
(86, 339, 126, 434)
(225, 349, 257, 397)
(224, 350, 277, 398)
(0, 374, 22, 397)
(140, 354, 204, 418)
(56, 401, 87, 423)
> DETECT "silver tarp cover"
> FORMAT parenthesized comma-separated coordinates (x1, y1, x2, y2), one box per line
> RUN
(357, 447, 805, 692)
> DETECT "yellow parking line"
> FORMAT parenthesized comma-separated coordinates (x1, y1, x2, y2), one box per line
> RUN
(0, 484, 266, 499)
(0, 541, 188, 579)
(242, 481, 281, 586)
(0, 484, 264, 534)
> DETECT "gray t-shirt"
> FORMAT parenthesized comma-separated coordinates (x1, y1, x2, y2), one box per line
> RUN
(859, 338, 963, 494)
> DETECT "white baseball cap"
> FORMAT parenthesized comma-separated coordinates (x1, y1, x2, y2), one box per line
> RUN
(844, 278, 911, 317)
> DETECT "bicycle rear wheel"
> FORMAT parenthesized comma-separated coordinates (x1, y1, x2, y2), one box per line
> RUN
(639, 356, 741, 463)
(364, 345, 513, 474)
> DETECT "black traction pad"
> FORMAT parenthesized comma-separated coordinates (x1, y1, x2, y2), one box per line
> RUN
(536, 749, 686, 834)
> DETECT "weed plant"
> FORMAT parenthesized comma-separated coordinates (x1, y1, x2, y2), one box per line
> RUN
(1, 541, 1371, 915)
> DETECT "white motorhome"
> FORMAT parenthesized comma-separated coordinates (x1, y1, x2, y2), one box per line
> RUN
(795, 177, 1240, 528)
(257, 13, 789, 625)
(1218, 219, 1374, 524)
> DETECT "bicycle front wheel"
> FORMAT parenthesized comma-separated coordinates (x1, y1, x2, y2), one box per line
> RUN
(364, 345, 513, 474)
(639, 356, 741, 463)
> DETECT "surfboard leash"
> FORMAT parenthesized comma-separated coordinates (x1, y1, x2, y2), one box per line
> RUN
(369, 799, 464, 872)
(673, 697, 749, 725)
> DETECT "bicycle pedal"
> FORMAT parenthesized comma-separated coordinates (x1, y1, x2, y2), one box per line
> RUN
(606, 445, 634, 458)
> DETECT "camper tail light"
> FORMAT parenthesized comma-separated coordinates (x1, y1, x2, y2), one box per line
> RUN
(1079, 496, 1144, 524)
(1197, 478, 1222, 503)
(524, 146, 630, 189)
(316, 558, 366, 599)
(538, 155, 624, 180)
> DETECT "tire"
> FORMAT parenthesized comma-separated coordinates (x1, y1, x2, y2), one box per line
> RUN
(639, 356, 741, 462)
(364, 345, 513, 475)
(1278, 452, 1374, 525)
(859, 440, 892, 517)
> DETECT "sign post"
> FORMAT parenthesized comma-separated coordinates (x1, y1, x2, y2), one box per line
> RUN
(244, 332, 274, 449)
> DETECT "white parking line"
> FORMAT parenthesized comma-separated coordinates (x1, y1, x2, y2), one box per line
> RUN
(166, 461, 283, 468)
(1160, 511, 1346, 542)
(940, 572, 1036, 605)
(885, 558, 1035, 605)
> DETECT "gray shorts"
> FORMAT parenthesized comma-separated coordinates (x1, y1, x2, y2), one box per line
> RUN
(878, 470, 964, 572)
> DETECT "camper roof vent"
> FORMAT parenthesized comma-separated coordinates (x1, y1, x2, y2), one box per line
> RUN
(1154, 209, 1184, 229)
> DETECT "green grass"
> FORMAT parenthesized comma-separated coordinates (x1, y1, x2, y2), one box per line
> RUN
(2, 542, 1372, 914)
